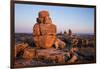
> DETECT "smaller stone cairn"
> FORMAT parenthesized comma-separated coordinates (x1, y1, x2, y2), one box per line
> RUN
(68, 29, 72, 37)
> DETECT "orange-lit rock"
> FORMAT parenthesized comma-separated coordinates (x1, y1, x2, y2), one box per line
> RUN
(35, 48, 66, 64)
(23, 48, 37, 60)
(15, 43, 28, 58)
(67, 55, 78, 63)
(38, 10, 49, 18)
(15, 43, 37, 60)
(54, 38, 66, 49)
(33, 10, 56, 49)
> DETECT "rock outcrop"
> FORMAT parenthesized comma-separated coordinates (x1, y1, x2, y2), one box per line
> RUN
(15, 43, 37, 60)
(33, 10, 56, 49)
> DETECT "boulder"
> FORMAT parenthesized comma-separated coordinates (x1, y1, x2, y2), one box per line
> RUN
(36, 48, 66, 64)
(15, 43, 28, 58)
(54, 38, 66, 49)
(23, 48, 37, 60)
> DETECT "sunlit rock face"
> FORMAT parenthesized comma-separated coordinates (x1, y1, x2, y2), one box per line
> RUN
(15, 43, 28, 58)
(15, 43, 37, 60)
(33, 10, 56, 49)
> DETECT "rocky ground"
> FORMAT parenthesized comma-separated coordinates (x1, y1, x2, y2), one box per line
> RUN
(14, 33, 96, 68)
(14, 46, 96, 68)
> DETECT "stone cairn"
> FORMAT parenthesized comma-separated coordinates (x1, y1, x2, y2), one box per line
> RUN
(33, 10, 56, 49)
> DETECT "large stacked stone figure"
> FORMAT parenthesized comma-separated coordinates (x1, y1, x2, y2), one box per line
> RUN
(33, 10, 56, 49)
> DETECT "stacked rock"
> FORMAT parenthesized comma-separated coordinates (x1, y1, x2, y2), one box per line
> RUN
(68, 29, 72, 37)
(33, 10, 56, 49)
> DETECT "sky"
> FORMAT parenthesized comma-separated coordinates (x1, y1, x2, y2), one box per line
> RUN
(15, 3, 95, 34)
